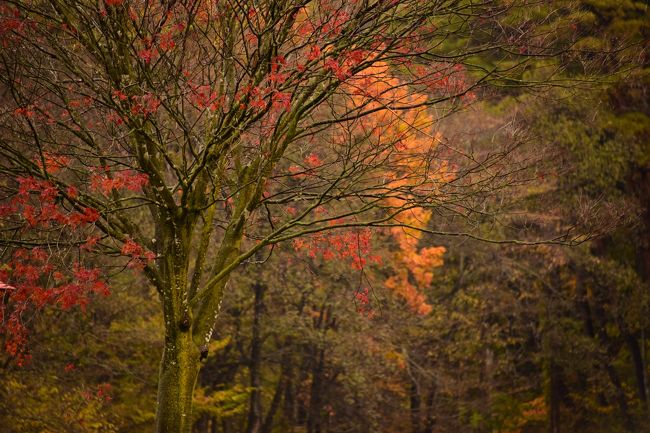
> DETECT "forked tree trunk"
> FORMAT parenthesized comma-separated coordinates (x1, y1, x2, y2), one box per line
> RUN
(156, 329, 202, 433)
(152, 199, 245, 432)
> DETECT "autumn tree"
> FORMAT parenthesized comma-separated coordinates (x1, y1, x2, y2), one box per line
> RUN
(0, 1, 582, 431)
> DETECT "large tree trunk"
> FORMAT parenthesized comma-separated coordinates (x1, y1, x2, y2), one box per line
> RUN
(156, 329, 202, 433)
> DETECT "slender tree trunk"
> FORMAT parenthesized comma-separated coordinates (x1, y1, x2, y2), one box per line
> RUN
(261, 369, 286, 433)
(634, 167, 650, 415)
(546, 270, 561, 433)
(283, 352, 297, 430)
(247, 283, 265, 433)
(156, 329, 202, 433)
(296, 352, 310, 426)
(548, 359, 561, 433)
(307, 348, 325, 433)
(605, 363, 635, 432)
(409, 376, 422, 433)
(423, 384, 436, 433)
(627, 334, 648, 410)
(261, 340, 291, 433)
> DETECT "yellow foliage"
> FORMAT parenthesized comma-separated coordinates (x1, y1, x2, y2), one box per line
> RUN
(193, 384, 252, 419)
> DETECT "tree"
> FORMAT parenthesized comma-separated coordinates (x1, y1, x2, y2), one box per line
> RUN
(0, 274, 162, 432)
(0, 1, 581, 431)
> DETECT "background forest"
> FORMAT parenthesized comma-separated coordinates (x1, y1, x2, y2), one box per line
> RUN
(1, 0, 649, 432)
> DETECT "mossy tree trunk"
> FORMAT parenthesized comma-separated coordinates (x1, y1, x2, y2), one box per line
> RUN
(156, 329, 202, 433)
(153, 216, 203, 433)
(152, 204, 246, 432)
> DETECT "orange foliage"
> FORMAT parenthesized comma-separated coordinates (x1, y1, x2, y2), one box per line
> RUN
(345, 64, 449, 315)
(502, 396, 547, 433)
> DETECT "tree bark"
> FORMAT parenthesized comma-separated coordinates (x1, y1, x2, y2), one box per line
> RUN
(156, 329, 202, 433)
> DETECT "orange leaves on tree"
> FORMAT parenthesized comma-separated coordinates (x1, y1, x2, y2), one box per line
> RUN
(90, 169, 149, 195)
(0, 172, 127, 364)
(129, 93, 161, 117)
(497, 396, 548, 433)
(304, 153, 322, 168)
(13, 105, 35, 118)
(67, 207, 101, 227)
(342, 64, 449, 315)
(308, 45, 321, 61)
(324, 58, 351, 81)
(272, 92, 292, 112)
(0, 4, 26, 47)
(95, 383, 113, 403)
(36, 152, 71, 174)
(6, 176, 100, 228)
(158, 30, 176, 51)
(121, 238, 156, 270)
(112, 88, 161, 118)
(1, 249, 109, 364)
(189, 84, 223, 111)
(320, 9, 350, 38)
(236, 84, 266, 111)
(269, 56, 289, 85)
(383, 222, 445, 316)
(137, 46, 158, 65)
(111, 89, 128, 102)
(292, 227, 381, 271)
(0, 170, 152, 364)
(354, 287, 375, 318)
(3, 317, 29, 365)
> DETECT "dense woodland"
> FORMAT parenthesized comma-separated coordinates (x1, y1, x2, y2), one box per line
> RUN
(0, 0, 648, 432)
